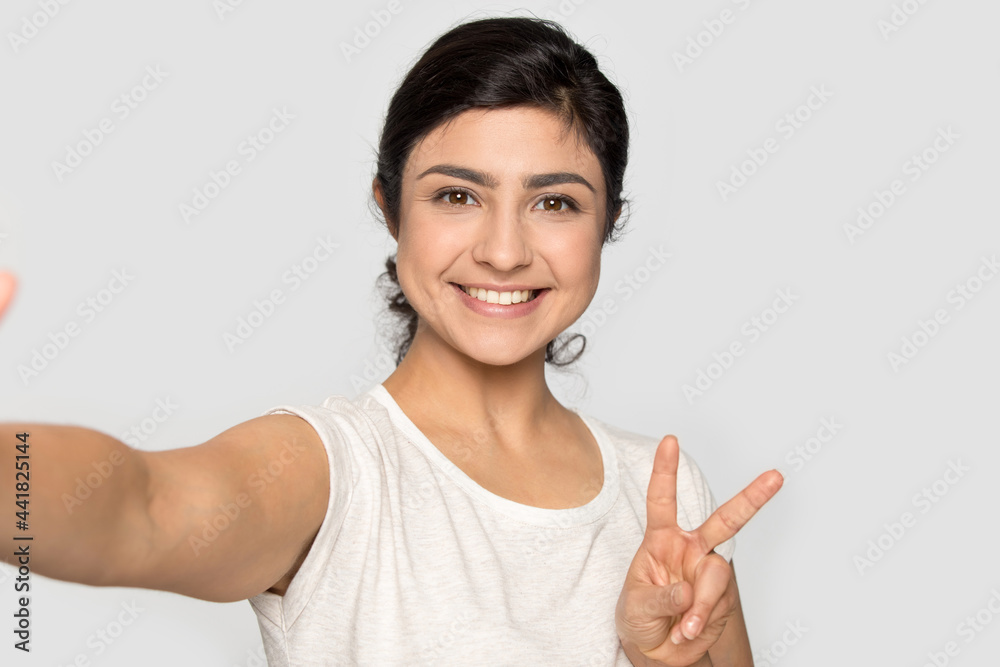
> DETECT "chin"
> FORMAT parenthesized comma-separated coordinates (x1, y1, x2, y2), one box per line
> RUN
(453, 338, 544, 368)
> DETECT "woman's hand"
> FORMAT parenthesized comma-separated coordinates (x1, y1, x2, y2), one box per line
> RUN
(0, 272, 15, 321)
(616, 435, 783, 667)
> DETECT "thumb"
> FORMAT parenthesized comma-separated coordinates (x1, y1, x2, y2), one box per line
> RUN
(0, 272, 16, 320)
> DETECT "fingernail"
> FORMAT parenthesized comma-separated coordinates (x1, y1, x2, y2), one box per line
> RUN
(670, 584, 683, 606)
(683, 616, 701, 640)
(670, 628, 684, 645)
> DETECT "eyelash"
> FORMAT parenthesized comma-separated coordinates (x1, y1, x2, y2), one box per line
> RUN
(436, 187, 578, 214)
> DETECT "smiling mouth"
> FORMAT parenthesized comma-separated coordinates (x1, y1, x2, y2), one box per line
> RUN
(456, 284, 541, 305)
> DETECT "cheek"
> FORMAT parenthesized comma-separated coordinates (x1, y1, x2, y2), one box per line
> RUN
(581, 249, 602, 303)
(393, 213, 460, 301)
(552, 227, 603, 294)
(392, 211, 422, 303)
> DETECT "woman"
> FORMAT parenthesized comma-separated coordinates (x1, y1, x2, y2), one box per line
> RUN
(1, 16, 781, 666)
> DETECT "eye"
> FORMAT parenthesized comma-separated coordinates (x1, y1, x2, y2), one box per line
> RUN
(436, 188, 578, 214)
(438, 187, 479, 207)
(534, 195, 576, 213)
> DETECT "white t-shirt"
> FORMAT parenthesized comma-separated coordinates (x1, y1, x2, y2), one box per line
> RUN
(248, 384, 734, 666)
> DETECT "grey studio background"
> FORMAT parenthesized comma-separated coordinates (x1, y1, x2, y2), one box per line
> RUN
(1, 0, 998, 665)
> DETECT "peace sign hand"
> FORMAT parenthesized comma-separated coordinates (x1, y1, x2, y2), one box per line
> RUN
(615, 435, 783, 666)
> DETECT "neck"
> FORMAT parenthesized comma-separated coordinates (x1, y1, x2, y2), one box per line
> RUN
(381, 323, 562, 449)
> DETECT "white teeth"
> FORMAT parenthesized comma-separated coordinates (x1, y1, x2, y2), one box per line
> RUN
(461, 285, 536, 304)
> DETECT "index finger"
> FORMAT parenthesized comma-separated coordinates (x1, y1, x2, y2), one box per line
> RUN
(645, 435, 680, 534)
(697, 469, 783, 551)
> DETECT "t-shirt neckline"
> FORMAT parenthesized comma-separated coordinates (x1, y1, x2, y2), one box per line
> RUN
(364, 383, 620, 528)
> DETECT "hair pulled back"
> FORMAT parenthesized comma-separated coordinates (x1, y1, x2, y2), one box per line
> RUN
(373, 16, 630, 365)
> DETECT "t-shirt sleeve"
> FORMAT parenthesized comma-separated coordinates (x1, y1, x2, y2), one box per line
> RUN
(247, 402, 357, 627)
(677, 448, 736, 563)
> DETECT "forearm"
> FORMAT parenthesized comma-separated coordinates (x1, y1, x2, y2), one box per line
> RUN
(621, 638, 713, 667)
(0, 424, 151, 586)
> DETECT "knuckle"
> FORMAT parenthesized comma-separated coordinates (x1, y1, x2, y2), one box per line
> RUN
(717, 509, 742, 534)
(691, 598, 715, 616)
(617, 600, 650, 632)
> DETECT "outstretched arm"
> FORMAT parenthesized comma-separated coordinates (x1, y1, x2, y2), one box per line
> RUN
(0, 269, 332, 602)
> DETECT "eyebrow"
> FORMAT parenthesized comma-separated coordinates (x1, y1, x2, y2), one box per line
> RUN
(416, 164, 596, 194)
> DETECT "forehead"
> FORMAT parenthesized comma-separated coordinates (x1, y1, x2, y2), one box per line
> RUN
(404, 106, 602, 183)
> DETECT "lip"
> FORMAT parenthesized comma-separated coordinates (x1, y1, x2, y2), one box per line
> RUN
(450, 282, 548, 319)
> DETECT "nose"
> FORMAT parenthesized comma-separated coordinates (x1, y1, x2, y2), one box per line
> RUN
(470, 203, 532, 272)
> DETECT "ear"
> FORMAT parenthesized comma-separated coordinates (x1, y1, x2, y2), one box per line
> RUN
(372, 178, 398, 241)
(602, 204, 623, 241)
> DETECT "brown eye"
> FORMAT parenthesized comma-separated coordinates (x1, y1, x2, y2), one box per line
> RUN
(441, 189, 477, 206)
(536, 196, 572, 212)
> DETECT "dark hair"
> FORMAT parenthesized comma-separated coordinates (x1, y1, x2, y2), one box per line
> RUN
(373, 16, 631, 366)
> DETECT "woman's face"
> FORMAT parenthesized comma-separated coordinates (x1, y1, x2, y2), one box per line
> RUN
(387, 105, 608, 367)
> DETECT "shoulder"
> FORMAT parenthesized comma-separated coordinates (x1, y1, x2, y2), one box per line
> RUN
(260, 391, 386, 447)
(586, 417, 710, 494)
(257, 389, 404, 480)
(586, 416, 734, 557)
